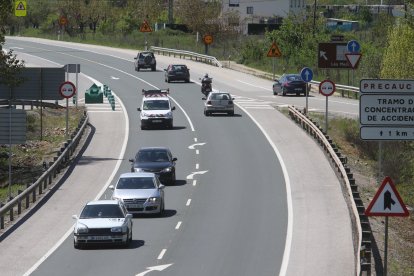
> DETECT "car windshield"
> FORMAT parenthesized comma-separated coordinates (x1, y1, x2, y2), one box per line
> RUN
(210, 93, 230, 100)
(139, 52, 152, 59)
(286, 75, 302, 81)
(136, 150, 169, 162)
(143, 100, 170, 110)
(80, 204, 124, 219)
(172, 65, 187, 71)
(116, 177, 156, 189)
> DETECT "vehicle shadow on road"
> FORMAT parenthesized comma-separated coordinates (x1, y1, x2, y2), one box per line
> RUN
(170, 179, 186, 186)
(207, 114, 242, 117)
(133, 209, 177, 219)
(78, 240, 145, 250)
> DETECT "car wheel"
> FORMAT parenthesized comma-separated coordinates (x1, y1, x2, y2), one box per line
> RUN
(273, 91, 277, 95)
(168, 122, 173, 129)
(74, 239, 81, 249)
(170, 172, 176, 185)
(205, 110, 209, 116)
(282, 88, 287, 96)
(228, 111, 234, 116)
(141, 125, 145, 130)
(157, 201, 164, 217)
(151, 66, 156, 71)
(124, 230, 131, 248)
(185, 78, 190, 83)
(167, 78, 171, 83)
(137, 67, 140, 71)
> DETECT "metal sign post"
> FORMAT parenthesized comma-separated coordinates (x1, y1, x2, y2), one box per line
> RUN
(300, 67, 313, 114)
(319, 79, 336, 133)
(365, 176, 409, 276)
(59, 81, 76, 138)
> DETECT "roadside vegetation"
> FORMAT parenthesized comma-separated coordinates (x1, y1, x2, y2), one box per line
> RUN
(1, 0, 414, 274)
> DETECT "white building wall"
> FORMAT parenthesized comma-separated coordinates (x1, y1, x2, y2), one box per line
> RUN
(222, 0, 305, 20)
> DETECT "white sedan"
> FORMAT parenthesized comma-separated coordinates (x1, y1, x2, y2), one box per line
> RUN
(72, 200, 133, 249)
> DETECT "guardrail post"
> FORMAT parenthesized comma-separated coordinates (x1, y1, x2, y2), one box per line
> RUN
(39, 180, 42, 194)
(49, 162, 53, 184)
(32, 187, 36, 203)
(26, 183, 30, 209)
(17, 190, 22, 215)
(0, 202, 4, 229)
(9, 197, 14, 222)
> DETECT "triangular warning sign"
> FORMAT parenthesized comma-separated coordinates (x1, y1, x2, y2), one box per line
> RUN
(345, 53, 362, 69)
(267, 42, 282, 58)
(365, 176, 409, 217)
(16, 2, 25, 10)
(140, 21, 153, 33)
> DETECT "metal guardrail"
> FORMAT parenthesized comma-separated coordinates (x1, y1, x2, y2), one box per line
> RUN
(150, 46, 361, 98)
(288, 106, 372, 276)
(0, 112, 89, 230)
(150, 46, 223, 68)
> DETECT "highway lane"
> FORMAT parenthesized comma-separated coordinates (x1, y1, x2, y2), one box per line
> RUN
(5, 39, 288, 275)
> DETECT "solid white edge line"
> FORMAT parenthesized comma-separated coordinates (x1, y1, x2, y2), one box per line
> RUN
(175, 221, 182, 230)
(157, 249, 167, 260)
(23, 76, 130, 276)
(186, 199, 191, 206)
(233, 102, 293, 276)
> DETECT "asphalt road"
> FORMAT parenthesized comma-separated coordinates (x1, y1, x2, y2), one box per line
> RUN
(2, 37, 355, 276)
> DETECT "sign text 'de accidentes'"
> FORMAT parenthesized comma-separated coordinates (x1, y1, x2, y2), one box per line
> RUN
(360, 79, 414, 93)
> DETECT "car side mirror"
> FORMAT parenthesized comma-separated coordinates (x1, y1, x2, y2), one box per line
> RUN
(134, 57, 137, 60)
(126, 214, 133, 219)
(202, 97, 206, 100)
(72, 215, 78, 220)
(137, 107, 141, 112)
(172, 157, 177, 162)
(129, 158, 134, 162)
(164, 69, 167, 71)
(108, 185, 114, 190)
(159, 184, 165, 189)
(232, 98, 235, 100)
(171, 106, 176, 111)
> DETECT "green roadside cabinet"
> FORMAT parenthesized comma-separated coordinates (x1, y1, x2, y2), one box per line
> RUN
(85, 83, 103, 104)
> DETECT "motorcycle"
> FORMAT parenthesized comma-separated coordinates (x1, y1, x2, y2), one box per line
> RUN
(200, 77, 213, 97)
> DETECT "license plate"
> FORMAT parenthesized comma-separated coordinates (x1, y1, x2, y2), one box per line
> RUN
(128, 204, 143, 208)
(295, 88, 303, 91)
(152, 120, 162, 123)
(88, 236, 111, 240)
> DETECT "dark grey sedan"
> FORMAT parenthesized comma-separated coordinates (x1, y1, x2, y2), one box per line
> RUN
(164, 64, 190, 83)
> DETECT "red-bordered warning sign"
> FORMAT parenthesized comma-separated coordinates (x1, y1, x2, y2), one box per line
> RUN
(267, 42, 282, 58)
(140, 20, 152, 33)
(365, 176, 409, 217)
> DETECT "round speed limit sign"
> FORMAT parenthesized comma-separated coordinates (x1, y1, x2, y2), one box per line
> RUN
(59, 81, 76, 98)
(319, 79, 336, 96)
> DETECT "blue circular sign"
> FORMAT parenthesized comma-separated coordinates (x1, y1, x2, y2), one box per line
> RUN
(347, 40, 360, 53)
(300, 67, 313, 83)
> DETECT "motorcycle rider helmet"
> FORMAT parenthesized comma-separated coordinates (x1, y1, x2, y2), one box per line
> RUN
(204, 73, 209, 78)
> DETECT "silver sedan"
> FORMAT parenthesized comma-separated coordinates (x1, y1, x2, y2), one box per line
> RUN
(203, 91, 234, 116)
(110, 172, 165, 216)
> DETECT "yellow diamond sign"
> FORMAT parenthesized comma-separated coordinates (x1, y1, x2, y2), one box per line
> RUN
(15, 1, 27, 17)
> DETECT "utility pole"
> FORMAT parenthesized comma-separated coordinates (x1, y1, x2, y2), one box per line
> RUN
(168, 0, 173, 24)
(313, 0, 317, 37)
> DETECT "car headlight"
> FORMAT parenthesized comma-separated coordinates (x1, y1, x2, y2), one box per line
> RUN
(134, 168, 145, 172)
(77, 226, 88, 234)
(147, 197, 160, 203)
(111, 227, 123, 233)
(165, 112, 172, 118)
(161, 167, 172, 173)
(112, 196, 122, 202)
(141, 112, 149, 118)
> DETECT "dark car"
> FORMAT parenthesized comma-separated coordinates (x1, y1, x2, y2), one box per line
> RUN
(273, 74, 307, 96)
(134, 51, 156, 71)
(164, 64, 190, 83)
(129, 147, 177, 185)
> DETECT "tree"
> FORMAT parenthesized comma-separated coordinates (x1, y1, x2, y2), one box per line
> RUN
(381, 21, 414, 78)
(174, 0, 221, 33)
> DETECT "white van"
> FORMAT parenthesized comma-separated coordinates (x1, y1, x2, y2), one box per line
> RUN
(137, 89, 175, 130)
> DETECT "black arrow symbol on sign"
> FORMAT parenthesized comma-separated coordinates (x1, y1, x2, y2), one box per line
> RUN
(384, 190, 395, 210)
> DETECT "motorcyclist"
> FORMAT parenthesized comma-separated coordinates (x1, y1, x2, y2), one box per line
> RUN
(201, 73, 212, 96)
